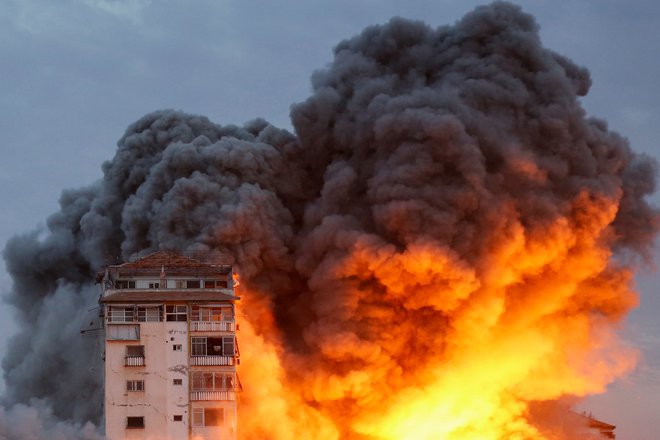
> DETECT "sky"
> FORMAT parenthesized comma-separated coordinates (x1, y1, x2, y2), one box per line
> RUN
(1, 0, 660, 438)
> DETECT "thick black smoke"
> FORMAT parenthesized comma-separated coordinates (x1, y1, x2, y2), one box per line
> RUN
(1, 2, 657, 438)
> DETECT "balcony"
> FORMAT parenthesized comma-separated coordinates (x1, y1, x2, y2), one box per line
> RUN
(190, 321, 236, 332)
(190, 356, 236, 366)
(190, 390, 236, 401)
(125, 356, 145, 366)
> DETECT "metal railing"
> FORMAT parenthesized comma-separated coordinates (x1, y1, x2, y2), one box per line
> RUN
(125, 356, 145, 366)
(190, 321, 236, 332)
(190, 390, 236, 401)
(189, 356, 235, 366)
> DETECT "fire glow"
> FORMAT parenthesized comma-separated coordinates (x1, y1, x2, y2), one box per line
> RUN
(236, 193, 639, 439)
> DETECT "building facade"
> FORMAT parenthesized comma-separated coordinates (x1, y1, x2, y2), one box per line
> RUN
(99, 251, 239, 440)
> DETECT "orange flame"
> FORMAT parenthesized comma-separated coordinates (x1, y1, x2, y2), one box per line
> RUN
(237, 190, 637, 439)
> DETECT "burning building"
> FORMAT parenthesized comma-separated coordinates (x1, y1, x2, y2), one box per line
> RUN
(98, 251, 239, 440)
(2, 2, 658, 440)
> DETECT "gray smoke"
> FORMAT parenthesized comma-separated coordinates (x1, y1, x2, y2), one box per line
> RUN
(1, 2, 657, 438)
(0, 399, 102, 440)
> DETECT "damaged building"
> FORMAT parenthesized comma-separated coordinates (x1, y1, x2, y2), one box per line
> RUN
(98, 250, 239, 440)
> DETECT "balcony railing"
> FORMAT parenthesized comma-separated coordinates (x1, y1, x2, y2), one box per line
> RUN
(190, 390, 236, 401)
(189, 321, 235, 332)
(190, 356, 235, 366)
(125, 356, 145, 366)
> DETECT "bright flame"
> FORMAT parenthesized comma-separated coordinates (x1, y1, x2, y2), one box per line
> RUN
(236, 191, 637, 439)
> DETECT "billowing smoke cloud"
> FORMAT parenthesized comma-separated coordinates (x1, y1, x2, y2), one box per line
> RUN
(2, 2, 657, 439)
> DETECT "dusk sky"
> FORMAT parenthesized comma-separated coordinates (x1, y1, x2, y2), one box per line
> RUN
(1, 1, 660, 439)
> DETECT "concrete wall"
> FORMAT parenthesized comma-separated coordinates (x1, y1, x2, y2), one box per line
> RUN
(105, 321, 190, 440)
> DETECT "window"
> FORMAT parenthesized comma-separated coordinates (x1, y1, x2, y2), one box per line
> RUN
(166, 305, 188, 322)
(108, 306, 134, 322)
(192, 408, 224, 427)
(191, 337, 206, 356)
(204, 280, 228, 289)
(126, 416, 144, 428)
(116, 280, 136, 289)
(125, 345, 145, 366)
(191, 372, 235, 390)
(186, 280, 201, 288)
(127, 380, 144, 392)
(191, 306, 233, 322)
(126, 345, 144, 357)
(173, 415, 183, 422)
(172, 344, 182, 351)
(107, 324, 140, 340)
(190, 336, 235, 356)
(173, 379, 183, 385)
(148, 282, 160, 289)
(137, 306, 161, 322)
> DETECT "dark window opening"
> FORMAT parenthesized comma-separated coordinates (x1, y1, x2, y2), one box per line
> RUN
(191, 336, 235, 356)
(165, 305, 188, 322)
(126, 416, 144, 429)
(126, 380, 144, 392)
(115, 280, 135, 289)
(126, 345, 144, 357)
(205, 408, 223, 426)
(173, 415, 183, 422)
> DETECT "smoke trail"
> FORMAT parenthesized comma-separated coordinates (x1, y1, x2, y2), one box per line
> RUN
(2, 2, 657, 439)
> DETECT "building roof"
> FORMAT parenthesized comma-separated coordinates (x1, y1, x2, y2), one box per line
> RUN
(112, 250, 230, 271)
(97, 250, 233, 282)
(100, 289, 239, 303)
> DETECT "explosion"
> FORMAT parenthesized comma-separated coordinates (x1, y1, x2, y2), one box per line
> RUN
(2, 2, 657, 439)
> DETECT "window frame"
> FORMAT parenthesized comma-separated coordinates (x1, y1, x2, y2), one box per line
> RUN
(126, 416, 144, 429)
(192, 408, 224, 427)
(107, 324, 140, 341)
(126, 380, 144, 392)
(107, 306, 135, 323)
(137, 306, 161, 322)
(165, 305, 188, 322)
(126, 345, 145, 357)
(115, 280, 136, 289)
(191, 372, 235, 391)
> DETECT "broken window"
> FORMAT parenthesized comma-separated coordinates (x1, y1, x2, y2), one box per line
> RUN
(172, 344, 182, 351)
(126, 380, 144, 392)
(190, 336, 235, 356)
(204, 408, 223, 426)
(126, 416, 144, 428)
(192, 408, 223, 426)
(165, 305, 188, 322)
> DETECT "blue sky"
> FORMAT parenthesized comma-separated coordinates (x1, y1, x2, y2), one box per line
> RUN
(1, 1, 659, 438)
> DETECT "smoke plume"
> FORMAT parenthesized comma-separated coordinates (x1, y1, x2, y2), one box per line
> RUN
(2, 2, 657, 439)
